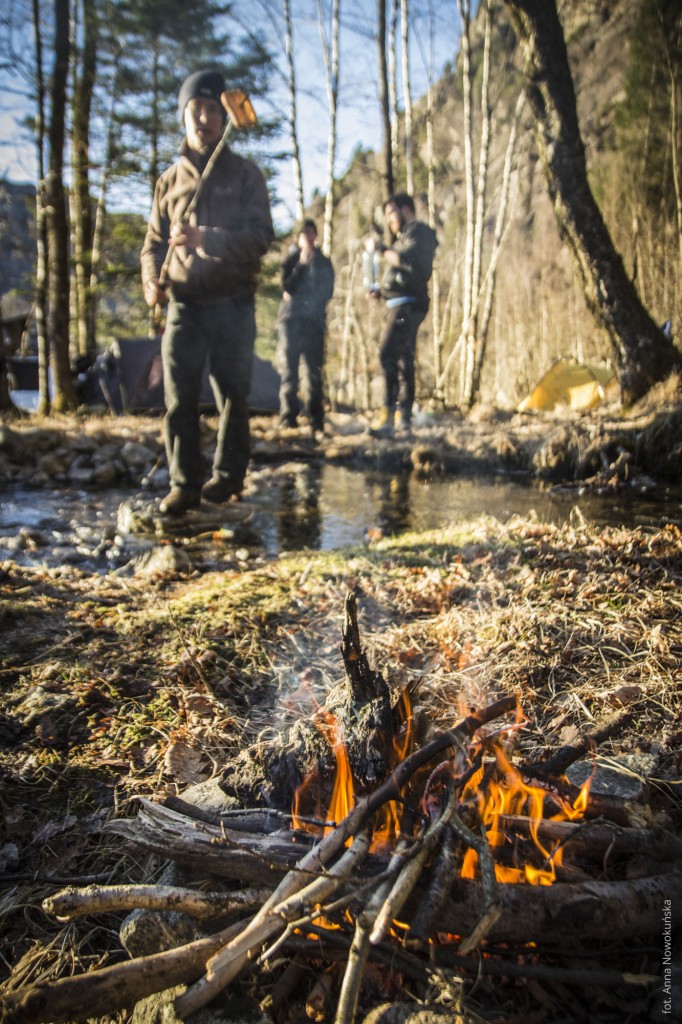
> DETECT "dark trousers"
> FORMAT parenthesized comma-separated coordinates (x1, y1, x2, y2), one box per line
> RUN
(379, 304, 425, 422)
(162, 297, 255, 491)
(277, 317, 325, 429)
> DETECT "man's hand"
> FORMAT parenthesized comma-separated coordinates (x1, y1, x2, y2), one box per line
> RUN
(383, 248, 400, 267)
(298, 238, 314, 265)
(172, 221, 205, 250)
(144, 278, 167, 309)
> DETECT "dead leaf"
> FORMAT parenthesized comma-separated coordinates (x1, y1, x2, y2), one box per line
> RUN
(163, 740, 210, 784)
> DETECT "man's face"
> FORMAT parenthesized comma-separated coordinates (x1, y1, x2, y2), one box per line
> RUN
(298, 226, 317, 250)
(384, 204, 403, 235)
(184, 97, 224, 152)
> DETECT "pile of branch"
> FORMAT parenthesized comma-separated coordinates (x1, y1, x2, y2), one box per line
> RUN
(1, 595, 679, 1024)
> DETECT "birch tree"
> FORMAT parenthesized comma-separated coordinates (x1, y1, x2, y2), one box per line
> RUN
(32, 0, 51, 413)
(400, 0, 414, 194)
(377, 0, 394, 198)
(437, 0, 522, 408)
(388, 0, 399, 177)
(283, 0, 305, 224)
(317, 0, 341, 255)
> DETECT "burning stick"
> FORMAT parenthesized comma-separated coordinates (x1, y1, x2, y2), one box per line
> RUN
(176, 694, 518, 1017)
(175, 827, 373, 1017)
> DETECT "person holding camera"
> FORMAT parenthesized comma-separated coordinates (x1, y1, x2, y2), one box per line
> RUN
(277, 219, 335, 436)
(368, 193, 437, 437)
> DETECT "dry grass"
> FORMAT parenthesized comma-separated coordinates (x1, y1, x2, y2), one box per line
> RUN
(0, 510, 680, 1017)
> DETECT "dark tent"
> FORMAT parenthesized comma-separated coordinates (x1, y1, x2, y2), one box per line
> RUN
(82, 336, 280, 414)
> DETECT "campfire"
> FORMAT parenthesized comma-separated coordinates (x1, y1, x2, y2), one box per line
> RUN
(3, 592, 679, 1024)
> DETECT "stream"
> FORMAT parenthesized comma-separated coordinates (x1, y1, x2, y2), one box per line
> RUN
(2, 463, 681, 575)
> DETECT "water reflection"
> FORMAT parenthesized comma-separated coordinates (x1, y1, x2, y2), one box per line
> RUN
(1, 464, 681, 572)
(276, 463, 322, 551)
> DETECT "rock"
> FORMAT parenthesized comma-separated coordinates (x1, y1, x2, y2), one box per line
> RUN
(117, 501, 157, 535)
(131, 987, 270, 1024)
(120, 909, 198, 959)
(14, 686, 78, 731)
(0, 424, 23, 455)
(90, 461, 119, 486)
(180, 776, 240, 816)
(36, 452, 69, 476)
(130, 545, 191, 576)
(121, 440, 158, 469)
(566, 752, 658, 803)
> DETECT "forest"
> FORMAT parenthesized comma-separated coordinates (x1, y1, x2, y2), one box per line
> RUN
(0, 0, 681, 414)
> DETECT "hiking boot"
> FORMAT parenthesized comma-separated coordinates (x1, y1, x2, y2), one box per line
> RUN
(159, 487, 201, 516)
(395, 411, 412, 436)
(369, 406, 395, 438)
(202, 475, 241, 504)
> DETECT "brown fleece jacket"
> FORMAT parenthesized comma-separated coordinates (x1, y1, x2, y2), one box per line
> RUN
(141, 140, 274, 302)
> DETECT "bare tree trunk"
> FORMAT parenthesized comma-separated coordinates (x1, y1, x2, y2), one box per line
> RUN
(32, 0, 50, 414)
(424, 0, 442, 397)
(457, 0, 474, 404)
(71, 0, 98, 360)
(317, 0, 340, 256)
(89, 66, 121, 350)
(472, 90, 524, 398)
(388, 0, 399, 180)
(377, 0, 394, 199)
(400, 0, 414, 195)
(661, 13, 682, 272)
(504, 0, 682, 403)
(149, 46, 161, 198)
(284, 0, 305, 225)
(462, 0, 493, 407)
(46, 0, 77, 412)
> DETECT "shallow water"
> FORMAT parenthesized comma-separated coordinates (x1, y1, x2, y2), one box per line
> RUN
(2, 464, 681, 573)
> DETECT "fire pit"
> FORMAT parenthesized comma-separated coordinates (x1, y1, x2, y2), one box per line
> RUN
(2, 593, 679, 1024)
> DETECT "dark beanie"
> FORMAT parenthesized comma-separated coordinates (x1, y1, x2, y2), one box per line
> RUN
(178, 70, 226, 119)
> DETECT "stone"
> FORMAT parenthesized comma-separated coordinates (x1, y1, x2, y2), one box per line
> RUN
(566, 752, 658, 803)
(130, 545, 191, 576)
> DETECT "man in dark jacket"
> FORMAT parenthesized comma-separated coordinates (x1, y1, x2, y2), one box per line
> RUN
(141, 70, 274, 514)
(370, 193, 437, 437)
(277, 219, 334, 435)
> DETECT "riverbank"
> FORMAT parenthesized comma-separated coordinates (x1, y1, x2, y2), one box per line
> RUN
(1, 372, 681, 495)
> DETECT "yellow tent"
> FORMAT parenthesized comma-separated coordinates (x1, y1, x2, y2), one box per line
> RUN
(517, 358, 618, 413)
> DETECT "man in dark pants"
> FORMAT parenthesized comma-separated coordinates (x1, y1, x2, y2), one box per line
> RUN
(277, 219, 334, 435)
(370, 193, 437, 437)
(141, 70, 274, 514)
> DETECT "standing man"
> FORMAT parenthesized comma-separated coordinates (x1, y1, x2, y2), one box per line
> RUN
(141, 70, 274, 515)
(277, 219, 334, 436)
(370, 193, 437, 437)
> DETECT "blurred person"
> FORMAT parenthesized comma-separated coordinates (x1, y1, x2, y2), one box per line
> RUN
(369, 193, 437, 437)
(277, 219, 335, 436)
(141, 70, 274, 514)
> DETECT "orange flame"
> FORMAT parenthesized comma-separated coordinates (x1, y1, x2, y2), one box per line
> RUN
(291, 688, 414, 853)
(459, 744, 591, 885)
